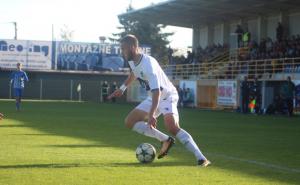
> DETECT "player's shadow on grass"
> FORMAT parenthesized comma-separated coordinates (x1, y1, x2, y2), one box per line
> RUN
(11, 133, 57, 136)
(0, 161, 189, 169)
(44, 144, 111, 148)
(110, 161, 191, 167)
(0, 125, 26, 128)
(0, 163, 83, 169)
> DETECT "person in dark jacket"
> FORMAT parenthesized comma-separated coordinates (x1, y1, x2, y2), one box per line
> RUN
(241, 76, 250, 113)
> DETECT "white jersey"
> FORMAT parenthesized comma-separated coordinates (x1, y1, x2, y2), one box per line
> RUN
(128, 54, 177, 99)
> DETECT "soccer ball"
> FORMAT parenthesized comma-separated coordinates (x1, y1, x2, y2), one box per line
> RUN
(136, 143, 156, 163)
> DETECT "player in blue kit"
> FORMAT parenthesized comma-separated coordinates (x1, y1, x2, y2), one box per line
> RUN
(10, 63, 29, 111)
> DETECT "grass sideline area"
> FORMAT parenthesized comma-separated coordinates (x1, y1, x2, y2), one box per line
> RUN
(0, 100, 299, 185)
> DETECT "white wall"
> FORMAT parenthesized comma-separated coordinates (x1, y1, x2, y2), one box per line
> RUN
(213, 24, 223, 45)
(289, 13, 300, 36)
(230, 22, 239, 34)
(248, 19, 258, 41)
(199, 27, 208, 48)
(267, 16, 279, 40)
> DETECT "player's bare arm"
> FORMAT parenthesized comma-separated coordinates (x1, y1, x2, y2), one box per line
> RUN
(108, 72, 136, 99)
(148, 89, 160, 129)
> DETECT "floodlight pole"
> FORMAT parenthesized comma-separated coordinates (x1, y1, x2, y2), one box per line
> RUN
(13, 22, 17, 40)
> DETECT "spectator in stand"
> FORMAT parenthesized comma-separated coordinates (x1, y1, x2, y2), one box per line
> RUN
(276, 22, 284, 42)
(259, 39, 267, 53)
(241, 76, 250, 113)
(243, 27, 251, 47)
(242, 34, 300, 62)
(168, 46, 174, 65)
(186, 51, 194, 64)
(266, 37, 273, 53)
(235, 25, 244, 48)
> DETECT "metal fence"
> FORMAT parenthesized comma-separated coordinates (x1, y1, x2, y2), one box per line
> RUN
(162, 57, 300, 80)
(0, 71, 127, 102)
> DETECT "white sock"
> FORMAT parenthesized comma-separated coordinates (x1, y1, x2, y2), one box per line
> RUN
(132, 121, 169, 142)
(176, 129, 207, 161)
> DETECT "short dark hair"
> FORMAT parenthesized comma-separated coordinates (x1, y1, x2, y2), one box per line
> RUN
(120, 34, 139, 48)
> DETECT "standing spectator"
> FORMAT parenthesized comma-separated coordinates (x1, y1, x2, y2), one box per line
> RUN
(167, 46, 174, 64)
(110, 81, 118, 103)
(295, 82, 300, 109)
(177, 87, 184, 107)
(101, 81, 109, 102)
(280, 76, 296, 116)
(276, 22, 284, 41)
(251, 77, 261, 114)
(10, 63, 29, 111)
(183, 88, 194, 107)
(241, 76, 250, 113)
(186, 51, 194, 64)
(0, 113, 3, 120)
(235, 25, 244, 48)
(243, 27, 251, 47)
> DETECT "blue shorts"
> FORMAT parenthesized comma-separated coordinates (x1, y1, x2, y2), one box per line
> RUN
(14, 88, 23, 97)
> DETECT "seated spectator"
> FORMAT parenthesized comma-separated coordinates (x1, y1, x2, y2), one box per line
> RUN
(240, 34, 300, 63)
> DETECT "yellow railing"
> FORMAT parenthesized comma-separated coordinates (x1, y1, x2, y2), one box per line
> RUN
(162, 57, 300, 80)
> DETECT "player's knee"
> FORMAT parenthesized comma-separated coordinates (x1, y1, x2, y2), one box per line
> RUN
(164, 114, 180, 135)
(167, 125, 180, 136)
(165, 121, 180, 135)
(124, 116, 134, 129)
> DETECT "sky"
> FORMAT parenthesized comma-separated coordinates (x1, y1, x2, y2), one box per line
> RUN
(0, 0, 192, 48)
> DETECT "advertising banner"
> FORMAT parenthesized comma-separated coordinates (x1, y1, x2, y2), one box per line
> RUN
(179, 80, 197, 107)
(0, 39, 52, 70)
(56, 41, 151, 72)
(217, 80, 237, 106)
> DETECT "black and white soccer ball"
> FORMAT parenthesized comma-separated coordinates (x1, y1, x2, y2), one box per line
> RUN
(136, 143, 156, 163)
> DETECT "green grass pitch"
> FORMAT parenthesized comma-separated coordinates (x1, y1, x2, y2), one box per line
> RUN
(0, 100, 299, 185)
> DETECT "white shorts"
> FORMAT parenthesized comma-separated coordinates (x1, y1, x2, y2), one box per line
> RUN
(135, 93, 179, 118)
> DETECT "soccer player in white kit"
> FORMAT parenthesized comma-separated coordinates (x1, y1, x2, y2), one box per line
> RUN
(108, 35, 211, 166)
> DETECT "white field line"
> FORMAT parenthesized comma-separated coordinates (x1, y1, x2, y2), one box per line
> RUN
(208, 153, 300, 173)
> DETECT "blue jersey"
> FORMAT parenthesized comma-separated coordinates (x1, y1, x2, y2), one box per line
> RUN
(10, 70, 29, 89)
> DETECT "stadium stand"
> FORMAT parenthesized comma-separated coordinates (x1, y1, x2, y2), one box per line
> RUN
(119, 0, 300, 111)
(119, 0, 300, 80)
